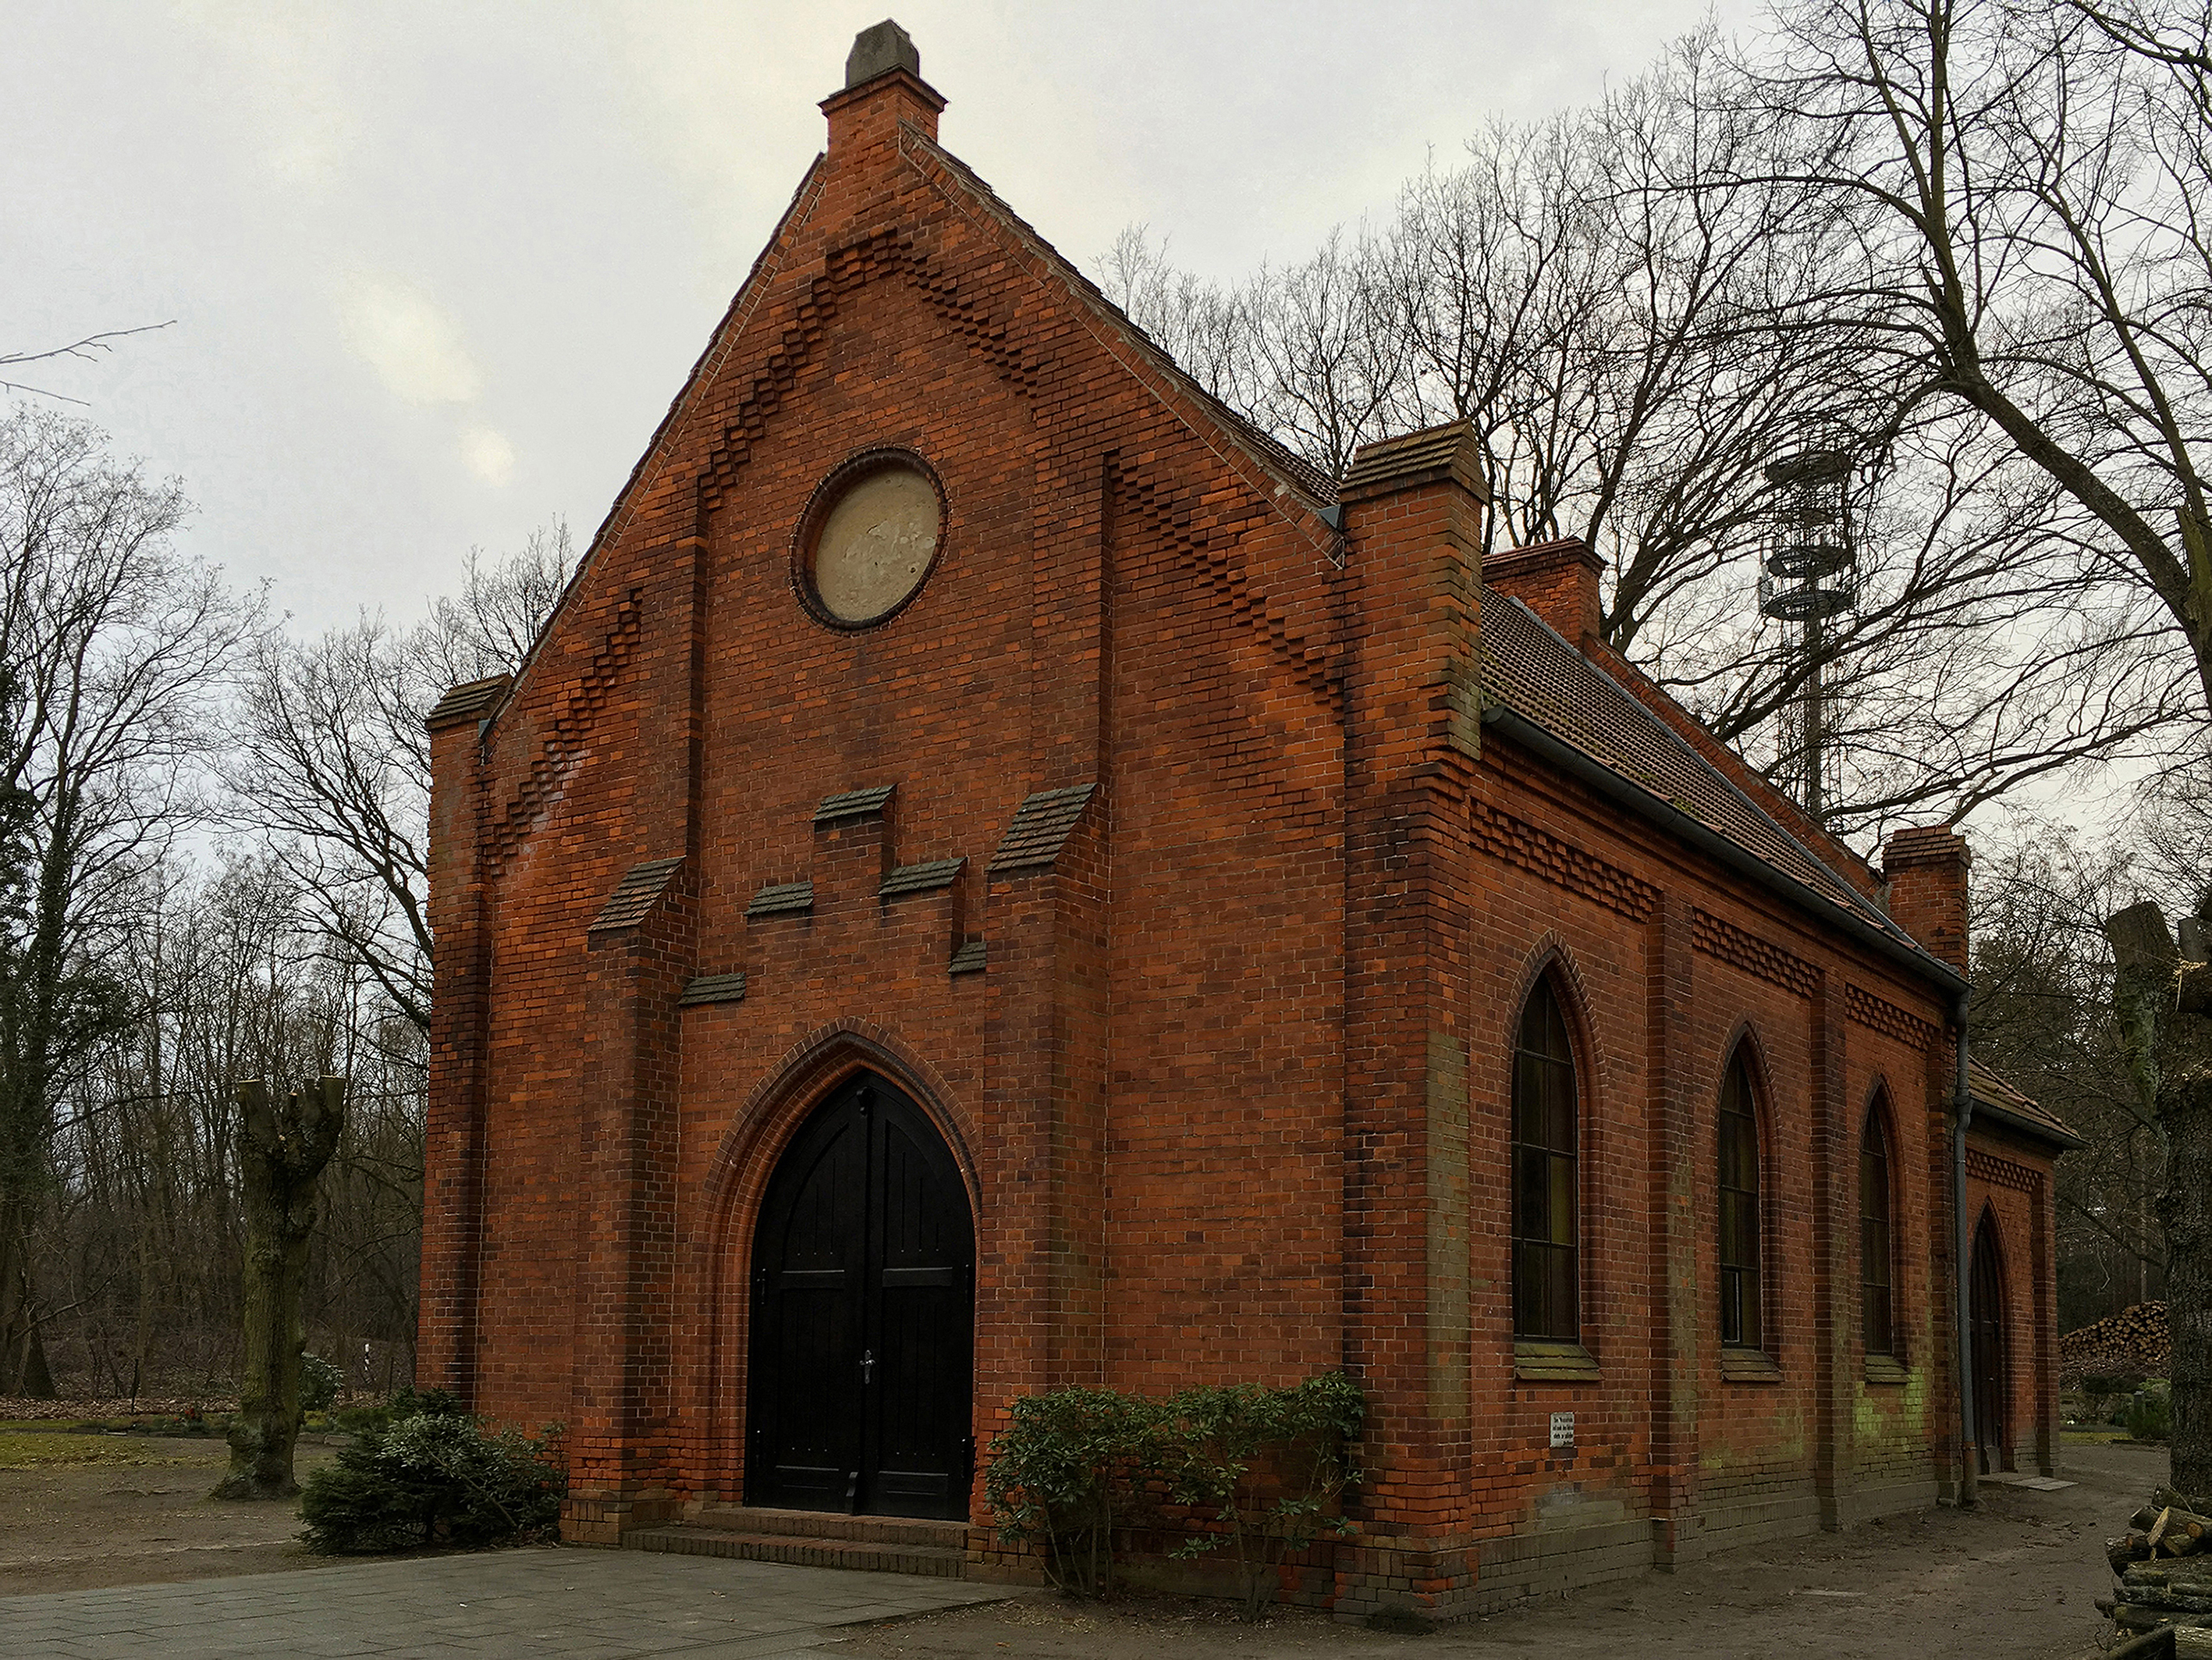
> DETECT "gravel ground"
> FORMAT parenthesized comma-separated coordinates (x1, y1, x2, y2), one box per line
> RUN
(836, 1441, 2161, 1660)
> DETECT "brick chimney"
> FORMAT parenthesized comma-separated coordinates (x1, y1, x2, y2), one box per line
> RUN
(1484, 536, 1604, 646)
(1883, 826, 1970, 973)
(822, 19, 943, 154)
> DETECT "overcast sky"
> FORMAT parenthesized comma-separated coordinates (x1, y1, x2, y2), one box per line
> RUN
(7, 1, 1750, 636)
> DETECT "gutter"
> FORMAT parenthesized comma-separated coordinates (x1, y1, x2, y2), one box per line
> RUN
(1479, 705, 1968, 996)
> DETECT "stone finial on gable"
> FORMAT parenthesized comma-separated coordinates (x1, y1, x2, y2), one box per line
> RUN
(847, 19, 920, 88)
(822, 17, 943, 150)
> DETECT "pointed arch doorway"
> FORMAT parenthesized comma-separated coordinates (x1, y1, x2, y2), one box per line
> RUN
(1970, 1212, 2011, 1474)
(746, 1068, 975, 1520)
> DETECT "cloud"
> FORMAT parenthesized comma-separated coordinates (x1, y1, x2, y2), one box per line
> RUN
(176, 0, 355, 184)
(337, 275, 483, 406)
(460, 425, 516, 487)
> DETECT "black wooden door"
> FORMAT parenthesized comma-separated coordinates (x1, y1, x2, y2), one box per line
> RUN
(1971, 1215, 2008, 1475)
(747, 1072, 974, 1518)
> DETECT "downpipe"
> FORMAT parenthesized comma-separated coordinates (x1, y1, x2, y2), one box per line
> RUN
(1952, 985, 1977, 1509)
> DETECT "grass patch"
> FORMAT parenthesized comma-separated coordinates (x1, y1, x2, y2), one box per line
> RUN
(0, 1431, 218, 1470)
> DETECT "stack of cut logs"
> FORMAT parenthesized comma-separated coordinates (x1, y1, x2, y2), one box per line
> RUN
(2101, 1487, 2212, 1657)
(2065, 1303, 2171, 1386)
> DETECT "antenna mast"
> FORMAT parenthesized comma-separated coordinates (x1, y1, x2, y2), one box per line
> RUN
(1759, 449, 1859, 824)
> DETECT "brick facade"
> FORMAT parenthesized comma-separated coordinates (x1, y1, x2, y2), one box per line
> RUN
(421, 38, 2069, 1623)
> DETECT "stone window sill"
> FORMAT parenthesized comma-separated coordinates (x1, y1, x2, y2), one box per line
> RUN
(1864, 1353, 1909, 1386)
(1514, 1338, 1600, 1382)
(1722, 1345, 1781, 1383)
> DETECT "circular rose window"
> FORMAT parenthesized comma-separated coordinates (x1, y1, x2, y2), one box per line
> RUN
(805, 460, 942, 625)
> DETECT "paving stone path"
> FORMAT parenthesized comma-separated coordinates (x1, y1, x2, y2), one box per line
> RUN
(0, 1546, 1011, 1658)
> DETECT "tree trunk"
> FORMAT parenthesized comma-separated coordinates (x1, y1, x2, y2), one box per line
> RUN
(2163, 1017, 2212, 1497)
(211, 1077, 345, 1502)
(2109, 902, 2212, 1496)
(0, 1200, 55, 1399)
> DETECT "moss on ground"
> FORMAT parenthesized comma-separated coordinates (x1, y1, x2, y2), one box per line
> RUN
(0, 1431, 218, 1470)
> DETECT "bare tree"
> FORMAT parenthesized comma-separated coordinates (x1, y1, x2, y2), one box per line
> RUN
(1739, 0, 2212, 733)
(1972, 820, 2168, 1320)
(0, 408, 253, 1395)
(0, 323, 174, 405)
(1103, 22, 2166, 837)
(227, 524, 573, 1041)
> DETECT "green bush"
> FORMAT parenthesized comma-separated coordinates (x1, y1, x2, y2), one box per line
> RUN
(330, 1385, 461, 1438)
(1159, 1374, 1364, 1620)
(300, 1353, 343, 1413)
(299, 1398, 563, 1554)
(984, 1374, 1363, 1615)
(984, 1386, 1165, 1597)
(2128, 1380, 2172, 1443)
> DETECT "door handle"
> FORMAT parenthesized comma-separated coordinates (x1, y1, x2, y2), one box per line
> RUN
(861, 1349, 875, 1385)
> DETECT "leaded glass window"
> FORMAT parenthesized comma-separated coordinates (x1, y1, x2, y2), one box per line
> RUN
(1862, 1108, 1894, 1356)
(1718, 1055, 1763, 1350)
(1511, 980, 1579, 1342)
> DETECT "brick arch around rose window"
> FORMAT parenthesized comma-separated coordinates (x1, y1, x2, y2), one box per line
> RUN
(1500, 934, 1607, 1342)
(687, 1019, 981, 1501)
(1712, 1021, 1781, 1355)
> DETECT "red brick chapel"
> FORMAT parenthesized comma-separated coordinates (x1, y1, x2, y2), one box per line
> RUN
(419, 21, 2078, 1623)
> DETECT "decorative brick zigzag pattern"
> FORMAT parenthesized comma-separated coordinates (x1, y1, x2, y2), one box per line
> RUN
(1967, 1148, 2042, 1194)
(689, 223, 1337, 708)
(1690, 908, 1820, 999)
(1111, 463, 1340, 709)
(1846, 984, 1940, 1050)
(1469, 799, 1658, 921)
(487, 588, 647, 870)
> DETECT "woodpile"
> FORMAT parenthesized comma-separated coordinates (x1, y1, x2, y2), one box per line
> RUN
(2100, 1486, 2212, 1656)
(2066, 1303, 2171, 1385)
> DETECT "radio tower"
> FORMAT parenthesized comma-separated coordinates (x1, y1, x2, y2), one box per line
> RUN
(1758, 448, 1859, 824)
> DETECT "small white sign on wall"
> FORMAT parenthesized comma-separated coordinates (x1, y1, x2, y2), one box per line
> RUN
(1550, 1411, 1575, 1450)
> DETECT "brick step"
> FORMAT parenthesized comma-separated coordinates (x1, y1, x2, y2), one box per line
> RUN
(689, 1505, 968, 1550)
(624, 1524, 968, 1578)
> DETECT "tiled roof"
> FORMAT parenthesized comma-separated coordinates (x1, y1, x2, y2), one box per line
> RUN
(988, 784, 1097, 873)
(746, 881, 814, 918)
(588, 857, 685, 933)
(881, 857, 964, 898)
(815, 784, 896, 824)
(679, 972, 747, 1007)
(1340, 421, 1485, 499)
(425, 674, 511, 730)
(1968, 1058, 2083, 1150)
(1479, 594, 1913, 947)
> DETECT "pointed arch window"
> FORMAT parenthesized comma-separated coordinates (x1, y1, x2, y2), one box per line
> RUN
(1718, 1054, 1763, 1350)
(1512, 978, 1579, 1342)
(1861, 1107, 1894, 1356)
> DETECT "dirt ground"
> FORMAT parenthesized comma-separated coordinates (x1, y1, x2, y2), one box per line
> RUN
(0, 1432, 338, 1593)
(0, 1432, 2163, 1655)
(840, 1440, 2164, 1660)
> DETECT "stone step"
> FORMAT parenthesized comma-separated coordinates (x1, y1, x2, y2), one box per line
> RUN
(624, 1524, 968, 1578)
(689, 1505, 968, 1551)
